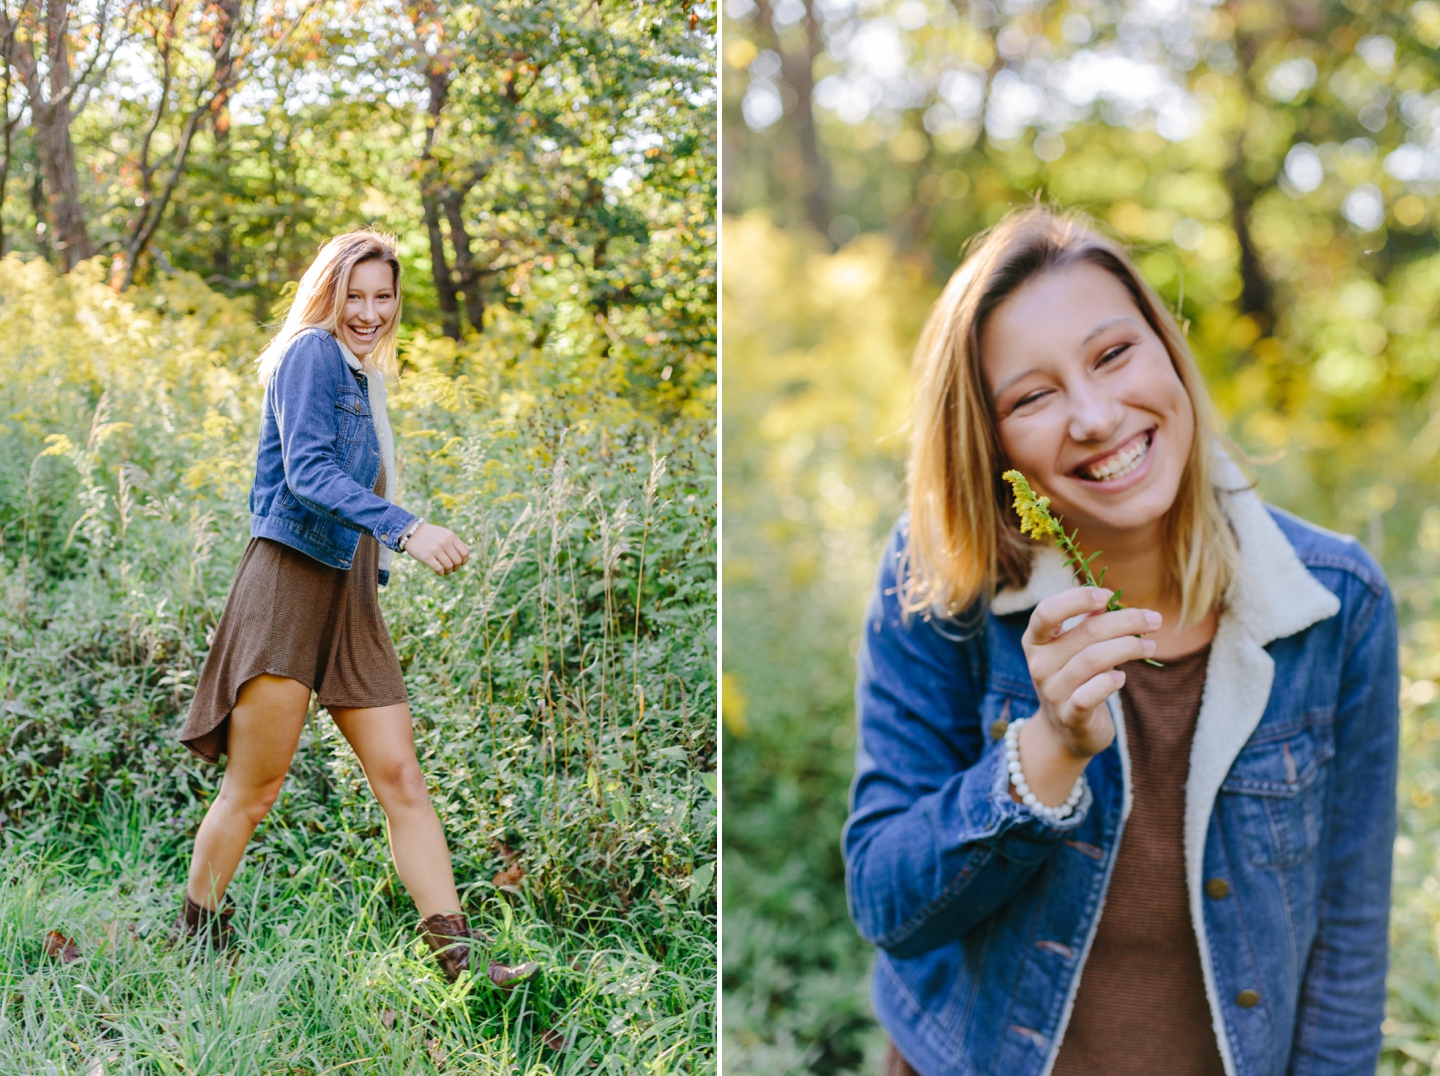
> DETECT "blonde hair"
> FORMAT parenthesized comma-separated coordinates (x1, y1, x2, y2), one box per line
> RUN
(904, 206, 1240, 627)
(255, 229, 403, 385)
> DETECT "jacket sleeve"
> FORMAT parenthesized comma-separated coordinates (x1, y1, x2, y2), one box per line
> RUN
(269, 331, 417, 549)
(1287, 571, 1398, 1074)
(842, 521, 1092, 960)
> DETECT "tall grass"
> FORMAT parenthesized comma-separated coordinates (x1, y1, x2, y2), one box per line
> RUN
(0, 254, 716, 1072)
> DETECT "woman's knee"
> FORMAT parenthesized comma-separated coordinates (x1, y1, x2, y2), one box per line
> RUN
(371, 758, 431, 811)
(218, 775, 286, 826)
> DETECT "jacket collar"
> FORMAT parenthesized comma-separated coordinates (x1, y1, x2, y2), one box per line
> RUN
(990, 457, 1340, 1076)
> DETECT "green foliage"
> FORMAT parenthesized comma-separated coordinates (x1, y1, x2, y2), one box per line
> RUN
(721, 218, 915, 1075)
(721, 217, 1440, 1075)
(0, 255, 715, 1070)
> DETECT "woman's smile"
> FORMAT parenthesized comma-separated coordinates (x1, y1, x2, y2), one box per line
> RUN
(1070, 428, 1154, 484)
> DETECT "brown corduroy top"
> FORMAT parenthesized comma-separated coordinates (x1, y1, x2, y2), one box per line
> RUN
(1051, 643, 1223, 1076)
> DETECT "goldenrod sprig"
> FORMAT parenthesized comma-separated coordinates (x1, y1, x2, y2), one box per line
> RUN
(1001, 469, 1162, 666)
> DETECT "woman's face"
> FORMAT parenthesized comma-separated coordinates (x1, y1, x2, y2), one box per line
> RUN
(338, 259, 397, 357)
(980, 262, 1195, 542)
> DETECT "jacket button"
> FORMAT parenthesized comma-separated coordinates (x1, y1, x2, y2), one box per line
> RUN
(1205, 878, 1230, 899)
(1236, 989, 1260, 1008)
(990, 718, 1009, 741)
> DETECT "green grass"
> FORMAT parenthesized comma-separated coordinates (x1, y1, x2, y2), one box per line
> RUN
(1, 807, 710, 1075)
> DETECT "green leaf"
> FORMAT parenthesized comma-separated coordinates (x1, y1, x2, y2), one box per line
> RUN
(687, 862, 714, 903)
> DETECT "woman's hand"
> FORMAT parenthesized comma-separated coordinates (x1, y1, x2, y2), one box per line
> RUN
(1014, 586, 1160, 805)
(404, 523, 471, 576)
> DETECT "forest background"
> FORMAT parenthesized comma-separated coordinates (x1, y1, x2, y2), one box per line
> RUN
(722, 0, 1440, 1073)
(0, 1, 716, 1073)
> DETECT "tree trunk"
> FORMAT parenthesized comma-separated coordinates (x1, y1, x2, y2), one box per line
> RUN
(35, 0, 94, 270)
(1225, 12, 1276, 332)
(210, 0, 241, 282)
(2, 0, 97, 270)
(419, 66, 462, 340)
(443, 188, 485, 333)
(0, 21, 15, 258)
(424, 192, 461, 340)
(755, 0, 830, 240)
(1228, 175, 1274, 329)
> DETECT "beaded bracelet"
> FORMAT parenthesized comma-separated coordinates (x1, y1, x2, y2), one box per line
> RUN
(397, 517, 425, 551)
(1004, 716, 1086, 823)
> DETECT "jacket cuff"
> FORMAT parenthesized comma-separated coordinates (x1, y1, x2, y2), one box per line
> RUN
(373, 505, 420, 552)
(960, 740, 1091, 859)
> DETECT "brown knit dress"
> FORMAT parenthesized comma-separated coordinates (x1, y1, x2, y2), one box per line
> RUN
(177, 470, 409, 763)
(883, 645, 1222, 1076)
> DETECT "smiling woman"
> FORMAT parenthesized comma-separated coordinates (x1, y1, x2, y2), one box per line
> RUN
(842, 208, 1399, 1076)
(175, 229, 536, 989)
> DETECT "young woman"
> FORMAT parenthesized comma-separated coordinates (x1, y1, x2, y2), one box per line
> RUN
(844, 209, 1398, 1076)
(174, 230, 537, 988)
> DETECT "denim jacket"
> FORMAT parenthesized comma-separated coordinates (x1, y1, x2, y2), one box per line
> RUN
(843, 464, 1399, 1076)
(249, 327, 418, 585)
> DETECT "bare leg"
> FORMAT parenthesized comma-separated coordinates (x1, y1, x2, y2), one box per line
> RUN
(328, 701, 461, 918)
(186, 674, 311, 909)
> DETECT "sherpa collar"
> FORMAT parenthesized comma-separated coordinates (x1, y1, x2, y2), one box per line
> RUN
(991, 456, 1341, 1076)
(989, 455, 1340, 641)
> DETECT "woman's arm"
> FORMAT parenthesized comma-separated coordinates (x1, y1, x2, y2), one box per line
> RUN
(1287, 569, 1398, 1074)
(269, 331, 419, 549)
(842, 522, 1092, 959)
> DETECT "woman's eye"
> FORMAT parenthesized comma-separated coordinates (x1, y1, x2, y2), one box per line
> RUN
(1013, 390, 1047, 409)
(1098, 343, 1131, 365)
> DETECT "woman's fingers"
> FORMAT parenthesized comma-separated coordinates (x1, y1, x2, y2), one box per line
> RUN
(1025, 587, 1112, 646)
(1026, 606, 1159, 682)
(1043, 634, 1153, 712)
(405, 523, 470, 575)
(1062, 669, 1128, 726)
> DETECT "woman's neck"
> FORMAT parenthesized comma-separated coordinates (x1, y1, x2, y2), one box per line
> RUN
(1075, 519, 1218, 659)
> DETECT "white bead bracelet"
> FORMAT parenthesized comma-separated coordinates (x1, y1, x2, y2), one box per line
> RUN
(397, 517, 425, 551)
(1004, 716, 1086, 823)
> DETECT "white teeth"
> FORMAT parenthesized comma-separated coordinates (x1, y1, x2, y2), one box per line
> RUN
(1081, 434, 1150, 481)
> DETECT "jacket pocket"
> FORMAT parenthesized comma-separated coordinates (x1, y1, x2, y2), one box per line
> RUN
(1219, 715, 1334, 868)
(334, 391, 373, 444)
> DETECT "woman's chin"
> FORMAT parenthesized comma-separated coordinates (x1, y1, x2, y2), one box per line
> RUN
(1055, 479, 1178, 536)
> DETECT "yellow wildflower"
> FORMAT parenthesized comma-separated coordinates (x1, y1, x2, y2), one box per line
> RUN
(1002, 470, 1062, 540)
(1001, 468, 1162, 664)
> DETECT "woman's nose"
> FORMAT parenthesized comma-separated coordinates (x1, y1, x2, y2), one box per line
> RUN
(1067, 386, 1123, 444)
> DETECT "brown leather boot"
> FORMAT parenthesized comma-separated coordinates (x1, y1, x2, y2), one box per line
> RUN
(417, 912, 473, 982)
(488, 958, 542, 991)
(172, 893, 236, 950)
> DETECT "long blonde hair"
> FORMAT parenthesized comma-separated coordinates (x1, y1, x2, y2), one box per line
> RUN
(904, 207, 1240, 626)
(255, 229, 403, 385)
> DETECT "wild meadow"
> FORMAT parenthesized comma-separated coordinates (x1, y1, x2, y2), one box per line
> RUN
(0, 254, 717, 1074)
